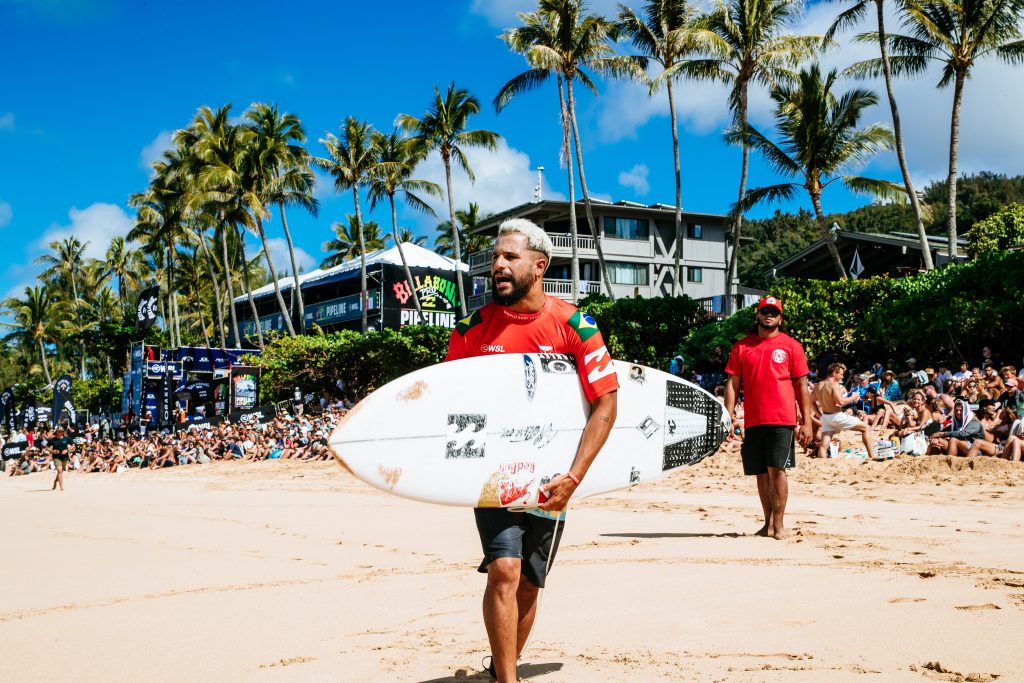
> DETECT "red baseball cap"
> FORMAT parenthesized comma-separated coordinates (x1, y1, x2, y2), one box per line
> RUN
(757, 296, 783, 313)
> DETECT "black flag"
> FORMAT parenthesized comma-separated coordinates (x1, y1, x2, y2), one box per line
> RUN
(23, 396, 39, 430)
(0, 388, 11, 434)
(52, 374, 75, 427)
(135, 285, 160, 332)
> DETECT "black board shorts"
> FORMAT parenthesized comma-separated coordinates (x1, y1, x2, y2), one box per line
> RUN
(474, 508, 565, 588)
(741, 425, 796, 475)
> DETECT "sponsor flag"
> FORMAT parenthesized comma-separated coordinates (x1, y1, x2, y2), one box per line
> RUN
(23, 396, 39, 430)
(52, 374, 75, 427)
(0, 388, 11, 434)
(135, 285, 160, 332)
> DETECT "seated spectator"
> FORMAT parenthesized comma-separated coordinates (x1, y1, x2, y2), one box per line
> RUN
(929, 400, 986, 456)
(966, 399, 1009, 457)
(880, 370, 902, 402)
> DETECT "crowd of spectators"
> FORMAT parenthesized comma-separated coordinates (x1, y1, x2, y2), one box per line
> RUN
(2, 406, 345, 478)
(717, 345, 1024, 462)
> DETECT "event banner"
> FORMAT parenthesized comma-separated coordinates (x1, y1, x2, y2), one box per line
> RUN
(227, 404, 276, 425)
(0, 388, 11, 434)
(135, 285, 159, 331)
(2, 442, 24, 460)
(159, 374, 173, 427)
(51, 374, 75, 427)
(145, 361, 184, 380)
(22, 396, 39, 430)
(230, 366, 261, 411)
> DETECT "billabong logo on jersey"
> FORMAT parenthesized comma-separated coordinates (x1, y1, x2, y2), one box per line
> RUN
(567, 311, 600, 342)
(772, 349, 787, 364)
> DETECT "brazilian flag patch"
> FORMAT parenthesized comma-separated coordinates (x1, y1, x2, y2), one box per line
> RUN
(455, 310, 482, 336)
(567, 310, 600, 342)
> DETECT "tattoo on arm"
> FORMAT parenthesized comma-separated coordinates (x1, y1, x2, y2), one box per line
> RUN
(598, 415, 610, 423)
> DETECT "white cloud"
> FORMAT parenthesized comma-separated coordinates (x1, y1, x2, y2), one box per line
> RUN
(0, 200, 11, 228)
(139, 130, 174, 173)
(37, 203, 134, 260)
(263, 237, 316, 276)
(0, 112, 13, 130)
(618, 163, 651, 196)
(470, 0, 621, 28)
(413, 139, 565, 223)
(312, 169, 338, 201)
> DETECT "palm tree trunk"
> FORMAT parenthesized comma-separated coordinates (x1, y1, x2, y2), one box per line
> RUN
(443, 154, 469, 316)
(667, 78, 684, 297)
(197, 301, 212, 348)
(195, 230, 226, 349)
(726, 83, 750, 316)
(875, 0, 933, 271)
(390, 194, 423, 317)
(353, 187, 369, 333)
(256, 218, 297, 336)
(278, 202, 306, 334)
(219, 223, 242, 347)
(237, 229, 265, 350)
(38, 339, 52, 384)
(566, 78, 615, 300)
(557, 73, 580, 304)
(810, 191, 847, 279)
(69, 269, 87, 380)
(946, 71, 965, 261)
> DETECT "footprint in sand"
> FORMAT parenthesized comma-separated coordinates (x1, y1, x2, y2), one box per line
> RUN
(888, 597, 926, 603)
(955, 603, 1001, 611)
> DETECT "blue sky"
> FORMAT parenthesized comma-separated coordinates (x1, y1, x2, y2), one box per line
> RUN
(1, 0, 1021, 299)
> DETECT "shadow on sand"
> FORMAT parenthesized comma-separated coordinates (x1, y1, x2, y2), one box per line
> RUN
(601, 531, 743, 539)
(418, 662, 562, 682)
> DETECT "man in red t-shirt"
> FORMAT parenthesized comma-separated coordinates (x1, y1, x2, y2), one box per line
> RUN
(446, 218, 618, 683)
(724, 296, 812, 540)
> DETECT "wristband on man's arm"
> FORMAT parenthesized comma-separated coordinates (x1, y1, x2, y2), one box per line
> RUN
(566, 471, 581, 486)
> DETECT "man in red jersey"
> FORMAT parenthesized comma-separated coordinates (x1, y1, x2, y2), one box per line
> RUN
(446, 218, 618, 683)
(723, 296, 812, 540)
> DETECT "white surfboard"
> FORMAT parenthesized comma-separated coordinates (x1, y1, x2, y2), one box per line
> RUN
(329, 354, 729, 508)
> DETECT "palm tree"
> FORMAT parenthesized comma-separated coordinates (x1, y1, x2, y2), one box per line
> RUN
(497, 7, 586, 301)
(399, 84, 500, 316)
(434, 203, 494, 258)
(103, 236, 147, 315)
(368, 129, 443, 317)
(188, 105, 264, 348)
(315, 117, 381, 333)
(827, 0, 935, 271)
(397, 227, 428, 246)
(321, 216, 390, 268)
(730, 64, 902, 278)
(3, 285, 68, 383)
(616, 0, 709, 296)
(850, 0, 1024, 260)
(684, 0, 818, 312)
(244, 102, 319, 334)
(35, 236, 89, 378)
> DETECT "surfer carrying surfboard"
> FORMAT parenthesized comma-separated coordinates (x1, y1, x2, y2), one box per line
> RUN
(446, 218, 619, 683)
(723, 296, 813, 540)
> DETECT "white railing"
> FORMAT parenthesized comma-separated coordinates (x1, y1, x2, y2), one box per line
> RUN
(549, 233, 596, 251)
(543, 278, 602, 296)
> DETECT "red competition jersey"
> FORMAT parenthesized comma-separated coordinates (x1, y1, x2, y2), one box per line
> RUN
(725, 332, 809, 427)
(445, 296, 619, 402)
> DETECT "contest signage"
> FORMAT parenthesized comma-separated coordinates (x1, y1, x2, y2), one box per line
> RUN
(2, 442, 24, 460)
(230, 366, 261, 411)
(135, 285, 159, 332)
(51, 374, 75, 427)
(385, 266, 462, 329)
(0, 388, 12, 434)
(145, 361, 184, 380)
(227, 404, 276, 425)
(302, 291, 379, 329)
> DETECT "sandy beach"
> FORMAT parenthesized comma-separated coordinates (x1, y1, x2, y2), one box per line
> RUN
(2, 450, 1023, 682)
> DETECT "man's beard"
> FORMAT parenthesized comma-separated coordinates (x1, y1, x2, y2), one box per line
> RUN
(492, 272, 532, 307)
(756, 318, 780, 331)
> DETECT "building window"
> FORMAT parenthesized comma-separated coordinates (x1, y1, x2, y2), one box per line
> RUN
(608, 262, 649, 285)
(687, 267, 703, 283)
(687, 223, 703, 239)
(603, 216, 649, 240)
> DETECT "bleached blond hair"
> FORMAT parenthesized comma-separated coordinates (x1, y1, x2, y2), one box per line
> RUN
(497, 218, 553, 261)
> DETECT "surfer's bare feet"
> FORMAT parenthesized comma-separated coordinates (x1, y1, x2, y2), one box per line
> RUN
(773, 528, 790, 540)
